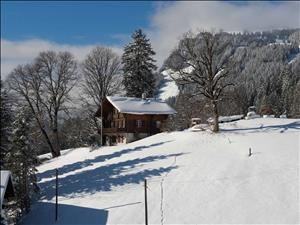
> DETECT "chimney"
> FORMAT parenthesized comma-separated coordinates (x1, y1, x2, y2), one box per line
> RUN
(142, 93, 147, 100)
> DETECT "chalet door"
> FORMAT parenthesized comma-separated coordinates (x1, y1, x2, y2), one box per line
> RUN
(111, 136, 116, 145)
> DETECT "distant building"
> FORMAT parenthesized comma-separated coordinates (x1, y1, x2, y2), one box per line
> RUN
(1, 170, 16, 224)
(191, 118, 201, 127)
(95, 96, 176, 145)
(0, 170, 15, 209)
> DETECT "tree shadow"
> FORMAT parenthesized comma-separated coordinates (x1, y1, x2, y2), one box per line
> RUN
(21, 202, 108, 225)
(39, 152, 185, 200)
(221, 121, 300, 133)
(38, 141, 173, 182)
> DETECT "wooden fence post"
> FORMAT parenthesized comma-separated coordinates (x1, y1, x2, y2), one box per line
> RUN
(55, 169, 58, 222)
(144, 179, 148, 225)
(249, 148, 252, 157)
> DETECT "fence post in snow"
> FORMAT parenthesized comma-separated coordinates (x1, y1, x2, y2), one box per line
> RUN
(55, 169, 58, 222)
(144, 179, 148, 225)
(249, 148, 252, 157)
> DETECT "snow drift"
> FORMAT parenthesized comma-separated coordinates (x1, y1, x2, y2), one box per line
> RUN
(22, 118, 299, 224)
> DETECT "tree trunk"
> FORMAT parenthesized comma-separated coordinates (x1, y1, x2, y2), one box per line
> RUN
(41, 126, 59, 158)
(53, 113, 61, 157)
(100, 99, 103, 146)
(26, 98, 59, 158)
(93, 116, 101, 146)
(212, 100, 219, 132)
(52, 129, 61, 157)
(24, 168, 30, 214)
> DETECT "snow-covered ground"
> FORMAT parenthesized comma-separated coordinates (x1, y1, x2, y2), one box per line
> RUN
(158, 69, 179, 100)
(22, 118, 299, 224)
(288, 45, 300, 65)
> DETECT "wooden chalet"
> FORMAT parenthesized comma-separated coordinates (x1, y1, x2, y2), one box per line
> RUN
(95, 96, 176, 145)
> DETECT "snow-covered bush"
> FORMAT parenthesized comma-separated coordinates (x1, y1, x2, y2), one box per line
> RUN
(189, 124, 210, 132)
(245, 111, 261, 120)
(0, 209, 8, 225)
(263, 115, 275, 118)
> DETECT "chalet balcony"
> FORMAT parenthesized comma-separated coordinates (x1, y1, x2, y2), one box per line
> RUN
(103, 127, 126, 133)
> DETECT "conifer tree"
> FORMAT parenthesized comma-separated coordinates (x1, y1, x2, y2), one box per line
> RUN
(122, 29, 157, 98)
(0, 81, 14, 168)
(5, 107, 38, 215)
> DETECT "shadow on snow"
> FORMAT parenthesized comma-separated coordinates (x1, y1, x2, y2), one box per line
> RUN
(38, 141, 184, 200)
(21, 202, 108, 225)
(38, 141, 172, 182)
(221, 121, 300, 133)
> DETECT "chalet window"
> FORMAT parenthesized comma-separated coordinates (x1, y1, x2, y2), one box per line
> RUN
(118, 120, 122, 128)
(156, 121, 161, 128)
(136, 120, 142, 128)
(122, 120, 125, 128)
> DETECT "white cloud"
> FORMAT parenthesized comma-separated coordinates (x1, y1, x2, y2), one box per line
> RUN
(1, 1, 299, 79)
(1, 39, 123, 80)
(148, 1, 300, 66)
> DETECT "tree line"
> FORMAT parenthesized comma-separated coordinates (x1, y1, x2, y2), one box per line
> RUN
(0, 29, 157, 223)
(1, 28, 299, 223)
(163, 29, 300, 131)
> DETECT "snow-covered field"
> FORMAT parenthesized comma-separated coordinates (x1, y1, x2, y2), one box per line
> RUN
(22, 118, 299, 224)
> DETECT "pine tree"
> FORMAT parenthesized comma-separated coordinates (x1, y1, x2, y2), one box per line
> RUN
(122, 29, 157, 98)
(0, 210, 8, 225)
(5, 107, 38, 215)
(0, 81, 14, 169)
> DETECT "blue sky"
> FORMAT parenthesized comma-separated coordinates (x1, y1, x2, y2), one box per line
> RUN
(1, 1, 158, 46)
(1, 1, 299, 78)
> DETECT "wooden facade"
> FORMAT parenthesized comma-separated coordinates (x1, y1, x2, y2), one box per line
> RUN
(95, 98, 170, 145)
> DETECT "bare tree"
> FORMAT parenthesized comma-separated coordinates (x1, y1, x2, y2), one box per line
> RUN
(81, 47, 122, 145)
(171, 31, 235, 132)
(7, 51, 78, 157)
(81, 47, 122, 106)
(36, 51, 78, 156)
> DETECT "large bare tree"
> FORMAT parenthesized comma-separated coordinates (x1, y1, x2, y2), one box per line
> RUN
(171, 31, 235, 132)
(81, 47, 122, 145)
(7, 51, 78, 157)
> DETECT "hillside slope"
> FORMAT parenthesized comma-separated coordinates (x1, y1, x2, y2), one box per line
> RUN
(22, 118, 299, 224)
(157, 69, 179, 100)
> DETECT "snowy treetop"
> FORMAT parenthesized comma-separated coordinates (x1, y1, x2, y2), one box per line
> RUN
(106, 96, 176, 115)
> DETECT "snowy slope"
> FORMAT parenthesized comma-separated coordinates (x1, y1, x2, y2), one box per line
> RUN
(288, 45, 300, 64)
(157, 69, 179, 100)
(22, 118, 299, 224)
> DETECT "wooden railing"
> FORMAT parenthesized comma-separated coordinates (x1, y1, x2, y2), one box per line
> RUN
(103, 127, 126, 133)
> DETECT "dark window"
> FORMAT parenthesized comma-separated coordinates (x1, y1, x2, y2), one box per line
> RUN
(136, 120, 142, 128)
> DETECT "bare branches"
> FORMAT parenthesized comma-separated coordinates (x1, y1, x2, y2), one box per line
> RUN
(6, 51, 79, 157)
(171, 31, 235, 132)
(81, 47, 122, 107)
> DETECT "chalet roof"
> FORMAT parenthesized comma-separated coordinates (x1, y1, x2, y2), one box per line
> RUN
(106, 96, 176, 115)
(1, 170, 15, 208)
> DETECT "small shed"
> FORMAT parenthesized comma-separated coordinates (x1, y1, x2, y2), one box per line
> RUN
(191, 118, 201, 127)
(1, 170, 15, 208)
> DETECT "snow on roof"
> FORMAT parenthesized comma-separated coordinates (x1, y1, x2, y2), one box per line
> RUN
(106, 96, 176, 115)
(1, 170, 13, 207)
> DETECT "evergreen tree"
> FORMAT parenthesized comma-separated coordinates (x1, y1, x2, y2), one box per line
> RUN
(0, 81, 14, 169)
(5, 107, 38, 215)
(122, 29, 157, 98)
